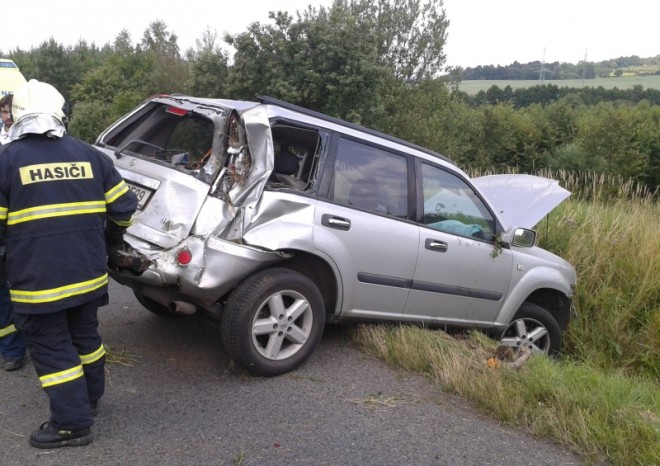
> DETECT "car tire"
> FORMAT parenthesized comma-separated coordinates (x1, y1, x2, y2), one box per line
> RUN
(133, 291, 175, 317)
(500, 302, 561, 357)
(221, 268, 325, 377)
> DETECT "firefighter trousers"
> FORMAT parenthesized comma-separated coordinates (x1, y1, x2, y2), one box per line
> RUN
(0, 281, 25, 360)
(13, 295, 106, 431)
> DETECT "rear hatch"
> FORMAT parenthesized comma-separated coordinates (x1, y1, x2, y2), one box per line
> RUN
(95, 96, 248, 249)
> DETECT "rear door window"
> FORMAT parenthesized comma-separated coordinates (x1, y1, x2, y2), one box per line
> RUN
(328, 138, 408, 219)
(269, 123, 326, 191)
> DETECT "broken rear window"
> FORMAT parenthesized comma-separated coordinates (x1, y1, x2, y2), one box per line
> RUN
(102, 102, 217, 172)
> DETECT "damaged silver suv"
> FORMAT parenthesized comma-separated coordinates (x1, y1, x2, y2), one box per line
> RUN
(95, 95, 576, 376)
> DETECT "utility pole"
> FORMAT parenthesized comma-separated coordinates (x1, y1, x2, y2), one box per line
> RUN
(581, 49, 588, 86)
(538, 48, 550, 84)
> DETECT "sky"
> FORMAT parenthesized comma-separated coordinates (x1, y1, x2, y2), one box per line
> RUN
(3, 0, 658, 69)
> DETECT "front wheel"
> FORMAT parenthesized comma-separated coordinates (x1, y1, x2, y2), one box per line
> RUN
(500, 302, 562, 357)
(221, 268, 326, 376)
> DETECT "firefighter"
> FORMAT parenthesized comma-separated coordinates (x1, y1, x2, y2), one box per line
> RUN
(0, 93, 27, 371)
(0, 79, 138, 449)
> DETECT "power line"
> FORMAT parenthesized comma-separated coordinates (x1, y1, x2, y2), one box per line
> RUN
(537, 48, 551, 84)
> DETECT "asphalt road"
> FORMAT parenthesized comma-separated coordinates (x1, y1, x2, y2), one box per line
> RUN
(1, 280, 583, 465)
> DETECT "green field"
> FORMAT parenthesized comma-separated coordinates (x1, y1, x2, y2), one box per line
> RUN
(457, 74, 660, 95)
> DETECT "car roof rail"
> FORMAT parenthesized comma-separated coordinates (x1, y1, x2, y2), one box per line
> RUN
(258, 95, 450, 162)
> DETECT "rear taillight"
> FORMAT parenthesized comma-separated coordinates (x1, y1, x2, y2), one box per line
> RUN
(177, 248, 192, 266)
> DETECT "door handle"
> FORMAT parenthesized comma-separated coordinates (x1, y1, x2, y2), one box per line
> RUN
(425, 238, 448, 252)
(322, 214, 351, 231)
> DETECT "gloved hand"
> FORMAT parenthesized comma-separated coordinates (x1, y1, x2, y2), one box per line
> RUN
(107, 241, 153, 276)
(106, 235, 125, 256)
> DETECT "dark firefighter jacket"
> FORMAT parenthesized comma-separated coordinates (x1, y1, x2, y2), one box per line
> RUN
(0, 133, 137, 314)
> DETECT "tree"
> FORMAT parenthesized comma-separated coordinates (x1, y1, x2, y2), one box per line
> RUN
(185, 29, 229, 97)
(225, 6, 390, 125)
(349, 0, 449, 83)
(70, 29, 163, 142)
(140, 20, 188, 94)
(224, 0, 449, 126)
(575, 103, 649, 180)
(11, 39, 73, 101)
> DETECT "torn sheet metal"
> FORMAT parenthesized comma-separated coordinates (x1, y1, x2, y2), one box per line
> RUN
(214, 105, 274, 240)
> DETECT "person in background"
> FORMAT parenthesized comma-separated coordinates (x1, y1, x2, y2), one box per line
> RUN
(0, 80, 138, 448)
(0, 93, 26, 371)
(0, 93, 13, 144)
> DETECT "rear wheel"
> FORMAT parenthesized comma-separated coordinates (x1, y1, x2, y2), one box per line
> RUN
(500, 302, 561, 357)
(133, 291, 173, 317)
(221, 268, 325, 376)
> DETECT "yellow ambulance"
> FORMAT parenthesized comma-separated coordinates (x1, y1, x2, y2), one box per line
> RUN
(0, 58, 27, 96)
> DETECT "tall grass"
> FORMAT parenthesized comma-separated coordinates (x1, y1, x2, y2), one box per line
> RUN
(468, 168, 658, 377)
(538, 169, 658, 204)
(538, 173, 659, 379)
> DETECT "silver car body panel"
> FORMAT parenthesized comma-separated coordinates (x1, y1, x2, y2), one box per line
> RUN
(116, 163, 208, 249)
(405, 229, 513, 326)
(313, 200, 419, 319)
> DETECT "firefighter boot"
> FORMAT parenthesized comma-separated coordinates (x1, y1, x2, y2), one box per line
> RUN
(29, 422, 93, 449)
(3, 355, 25, 371)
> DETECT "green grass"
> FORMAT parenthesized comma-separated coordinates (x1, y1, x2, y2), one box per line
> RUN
(456, 75, 660, 95)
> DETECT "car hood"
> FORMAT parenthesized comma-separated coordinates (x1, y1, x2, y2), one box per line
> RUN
(472, 174, 571, 229)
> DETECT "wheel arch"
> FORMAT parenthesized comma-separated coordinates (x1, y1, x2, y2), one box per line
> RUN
(274, 250, 339, 320)
(525, 288, 572, 330)
(497, 265, 574, 330)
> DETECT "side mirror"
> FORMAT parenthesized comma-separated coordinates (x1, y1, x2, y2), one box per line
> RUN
(512, 228, 536, 248)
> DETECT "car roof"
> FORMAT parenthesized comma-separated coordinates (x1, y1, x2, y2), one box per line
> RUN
(155, 94, 454, 167)
(258, 96, 451, 163)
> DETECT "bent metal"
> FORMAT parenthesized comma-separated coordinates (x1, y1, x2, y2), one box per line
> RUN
(20, 162, 93, 185)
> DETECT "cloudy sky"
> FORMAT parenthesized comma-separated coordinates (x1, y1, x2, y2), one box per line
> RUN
(4, 0, 658, 68)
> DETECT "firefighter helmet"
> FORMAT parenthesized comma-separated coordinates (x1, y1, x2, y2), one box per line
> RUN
(11, 79, 65, 124)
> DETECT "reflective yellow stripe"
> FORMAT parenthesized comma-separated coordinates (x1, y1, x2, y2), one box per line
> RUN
(39, 364, 84, 388)
(110, 217, 133, 227)
(7, 201, 106, 225)
(0, 206, 7, 220)
(80, 343, 106, 365)
(105, 181, 129, 204)
(0, 324, 17, 338)
(10, 274, 108, 304)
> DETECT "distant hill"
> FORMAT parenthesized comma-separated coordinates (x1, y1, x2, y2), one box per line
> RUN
(457, 55, 660, 81)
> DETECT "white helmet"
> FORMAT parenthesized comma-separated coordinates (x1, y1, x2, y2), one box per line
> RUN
(11, 79, 66, 124)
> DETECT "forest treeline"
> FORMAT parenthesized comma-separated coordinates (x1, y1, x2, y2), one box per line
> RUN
(459, 55, 660, 80)
(470, 83, 660, 107)
(3, 0, 658, 189)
